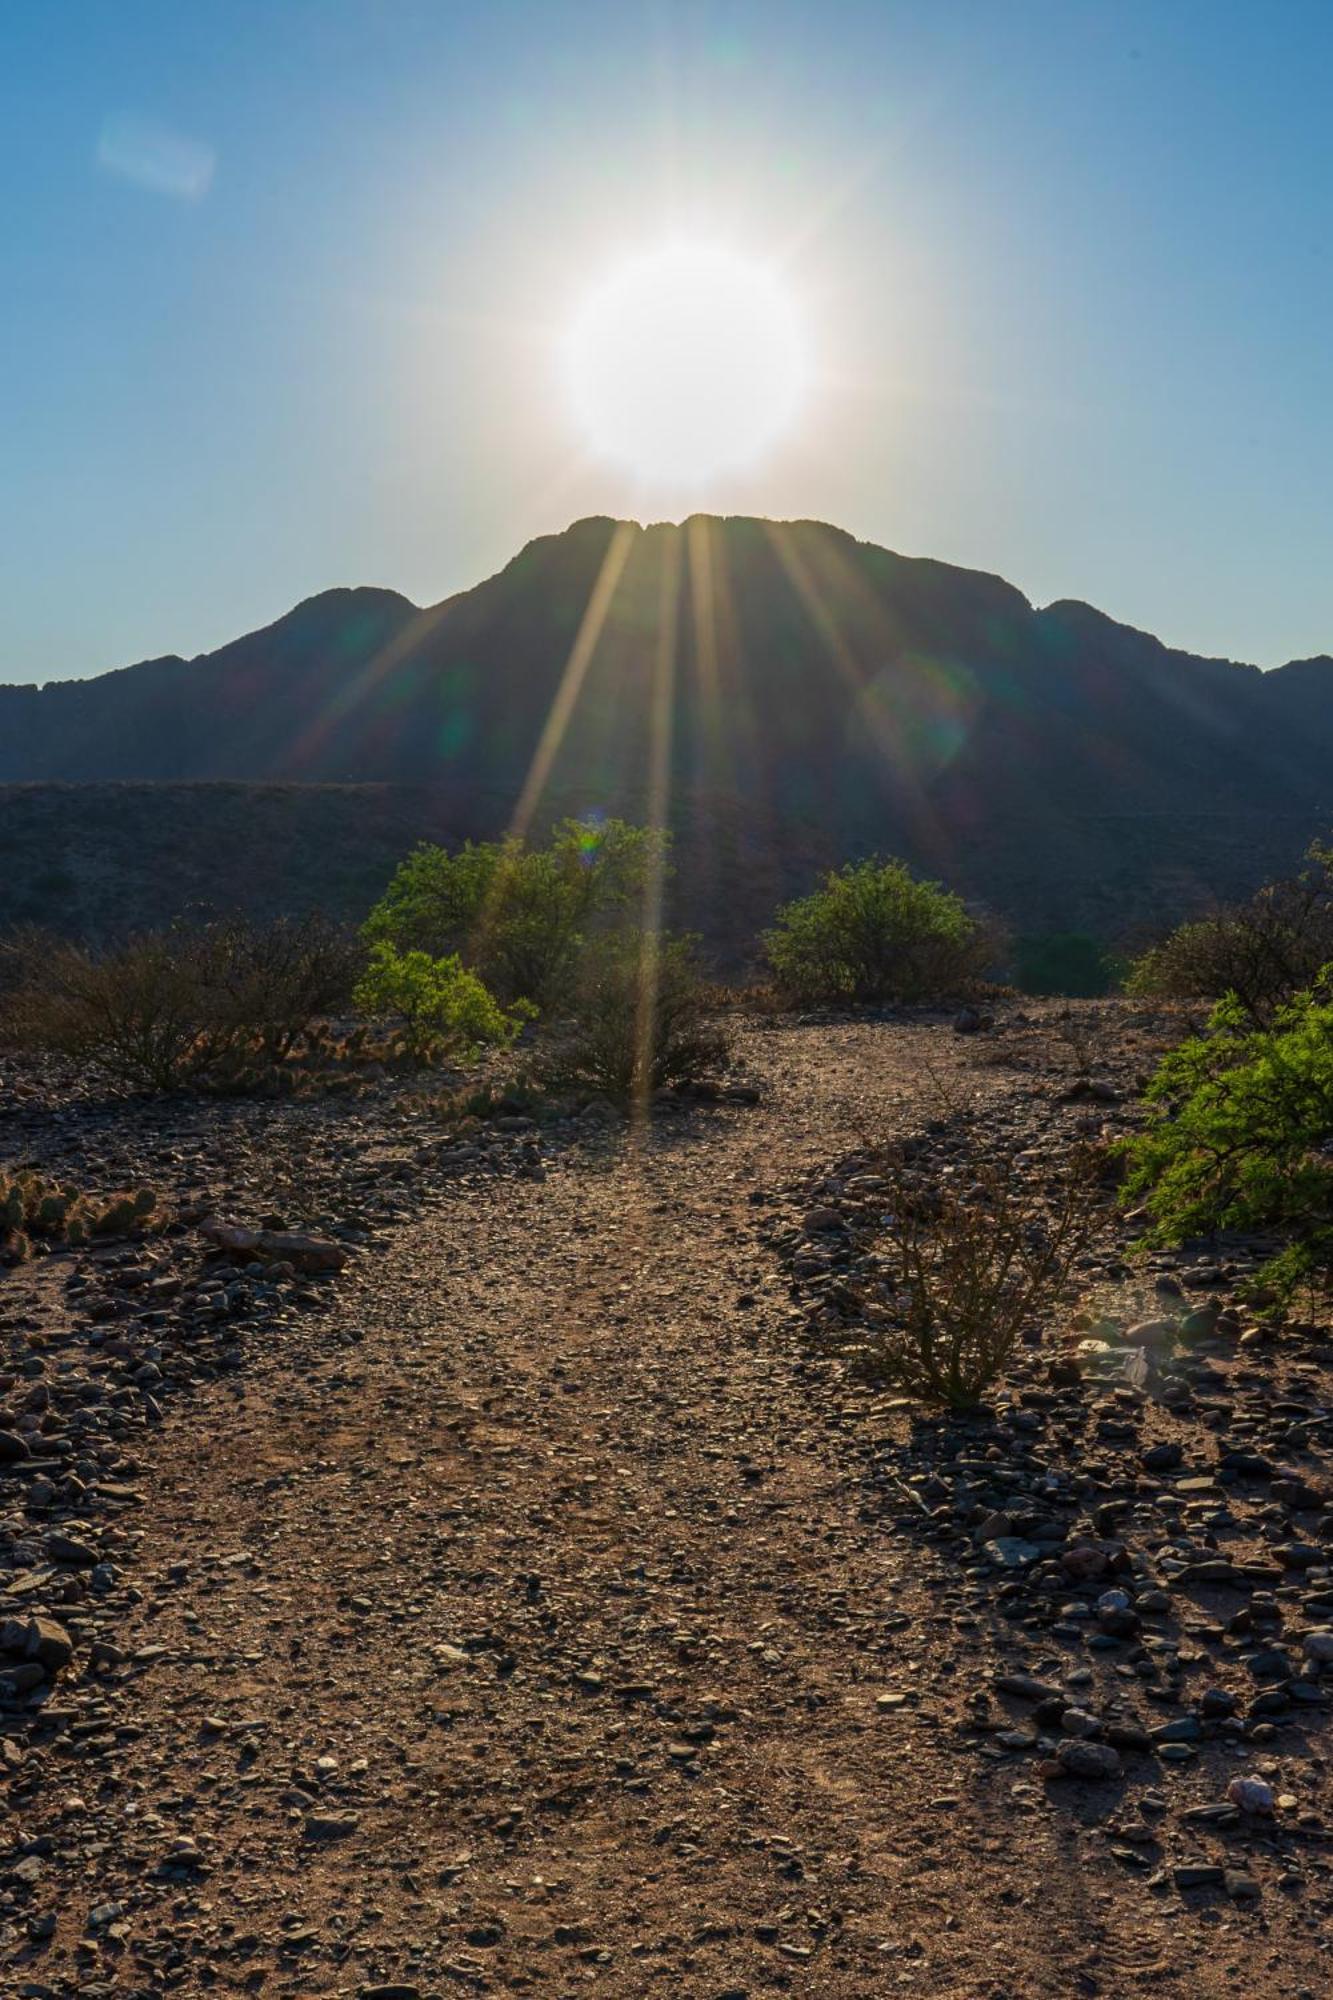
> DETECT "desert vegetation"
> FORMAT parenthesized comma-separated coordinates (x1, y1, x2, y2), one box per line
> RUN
(1125, 837, 1333, 1021)
(0, 1170, 156, 1264)
(826, 1133, 1101, 1409)
(0, 915, 360, 1093)
(362, 818, 666, 1010)
(1123, 974, 1333, 1303)
(764, 855, 992, 1004)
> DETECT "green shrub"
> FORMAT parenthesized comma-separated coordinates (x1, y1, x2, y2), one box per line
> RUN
(765, 857, 990, 1006)
(1015, 932, 1118, 998)
(1122, 974, 1333, 1302)
(1125, 839, 1333, 1022)
(364, 820, 666, 1010)
(353, 941, 526, 1061)
(539, 933, 728, 1105)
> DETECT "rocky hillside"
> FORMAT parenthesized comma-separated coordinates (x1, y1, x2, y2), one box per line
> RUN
(2, 516, 1330, 951)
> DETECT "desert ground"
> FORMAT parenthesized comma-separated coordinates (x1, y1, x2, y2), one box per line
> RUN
(3, 1005, 1332, 2000)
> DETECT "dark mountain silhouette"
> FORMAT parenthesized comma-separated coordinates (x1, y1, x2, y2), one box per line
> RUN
(2, 516, 1330, 956)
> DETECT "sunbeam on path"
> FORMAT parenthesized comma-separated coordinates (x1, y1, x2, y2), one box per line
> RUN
(631, 528, 683, 1142)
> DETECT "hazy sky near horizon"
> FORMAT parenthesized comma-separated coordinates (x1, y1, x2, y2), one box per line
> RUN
(3, 0, 1332, 684)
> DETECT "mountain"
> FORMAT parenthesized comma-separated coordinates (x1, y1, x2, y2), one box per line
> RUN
(2, 515, 1331, 957)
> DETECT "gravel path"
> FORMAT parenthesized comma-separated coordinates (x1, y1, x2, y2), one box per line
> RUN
(7, 1018, 1327, 1998)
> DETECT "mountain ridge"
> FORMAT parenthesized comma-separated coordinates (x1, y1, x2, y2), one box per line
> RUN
(10, 515, 1321, 695)
(1, 514, 1329, 956)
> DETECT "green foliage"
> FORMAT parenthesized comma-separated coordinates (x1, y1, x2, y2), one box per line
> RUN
(1122, 973, 1333, 1300)
(765, 857, 990, 1006)
(353, 941, 527, 1061)
(1125, 839, 1333, 1022)
(539, 933, 728, 1105)
(1015, 932, 1118, 998)
(364, 819, 666, 1009)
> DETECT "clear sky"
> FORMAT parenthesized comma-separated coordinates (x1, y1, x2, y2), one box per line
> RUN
(3, 0, 1331, 683)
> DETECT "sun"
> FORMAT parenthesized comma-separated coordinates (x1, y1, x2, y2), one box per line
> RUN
(564, 241, 806, 484)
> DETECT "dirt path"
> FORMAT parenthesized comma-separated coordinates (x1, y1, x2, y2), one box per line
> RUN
(17, 1022, 1313, 1999)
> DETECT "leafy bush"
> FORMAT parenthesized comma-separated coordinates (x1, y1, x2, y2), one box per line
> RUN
(1122, 973, 1333, 1301)
(539, 933, 728, 1105)
(364, 820, 666, 1009)
(765, 857, 990, 1006)
(1015, 932, 1118, 998)
(0, 917, 362, 1092)
(353, 941, 526, 1061)
(829, 1143, 1097, 1410)
(1125, 840, 1333, 1022)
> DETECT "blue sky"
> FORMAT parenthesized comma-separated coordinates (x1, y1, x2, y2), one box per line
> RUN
(3, 0, 1331, 682)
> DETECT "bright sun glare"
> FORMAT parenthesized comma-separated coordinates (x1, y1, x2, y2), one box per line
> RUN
(564, 242, 806, 484)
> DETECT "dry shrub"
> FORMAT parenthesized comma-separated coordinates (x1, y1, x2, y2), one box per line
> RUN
(1125, 839, 1333, 1023)
(539, 934, 728, 1105)
(0, 916, 361, 1093)
(832, 1140, 1101, 1409)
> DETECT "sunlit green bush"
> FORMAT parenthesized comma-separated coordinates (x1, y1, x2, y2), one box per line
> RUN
(764, 856, 989, 1005)
(363, 819, 667, 1009)
(1122, 971, 1333, 1301)
(353, 941, 527, 1061)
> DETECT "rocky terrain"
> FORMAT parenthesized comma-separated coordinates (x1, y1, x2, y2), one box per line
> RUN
(2, 1006, 1333, 1998)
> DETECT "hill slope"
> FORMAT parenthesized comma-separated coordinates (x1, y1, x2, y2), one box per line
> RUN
(2, 517, 1330, 952)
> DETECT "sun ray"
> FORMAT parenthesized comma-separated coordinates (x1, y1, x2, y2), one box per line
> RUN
(631, 528, 683, 1143)
(507, 520, 637, 845)
(760, 520, 953, 863)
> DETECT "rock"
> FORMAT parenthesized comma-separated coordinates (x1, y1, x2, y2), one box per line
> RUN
(1125, 1318, 1177, 1349)
(1227, 1776, 1275, 1815)
(1174, 1864, 1225, 1891)
(1060, 1543, 1110, 1583)
(200, 1219, 348, 1272)
(1277, 1543, 1323, 1570)
(47, 1531, 98, 1567)
(1057, 1740, 1122, 1781)
(995, 1673, 1064, 1704)
(984, 1537, 1043, 1569)
(1224, 1868, 1262, 1900)
(304, 1812, 360, 1840)
(1141, 1442, 1183, 1472)
(22, 1615, 75, 1671)
(1302, 1628, 1333, 1664)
